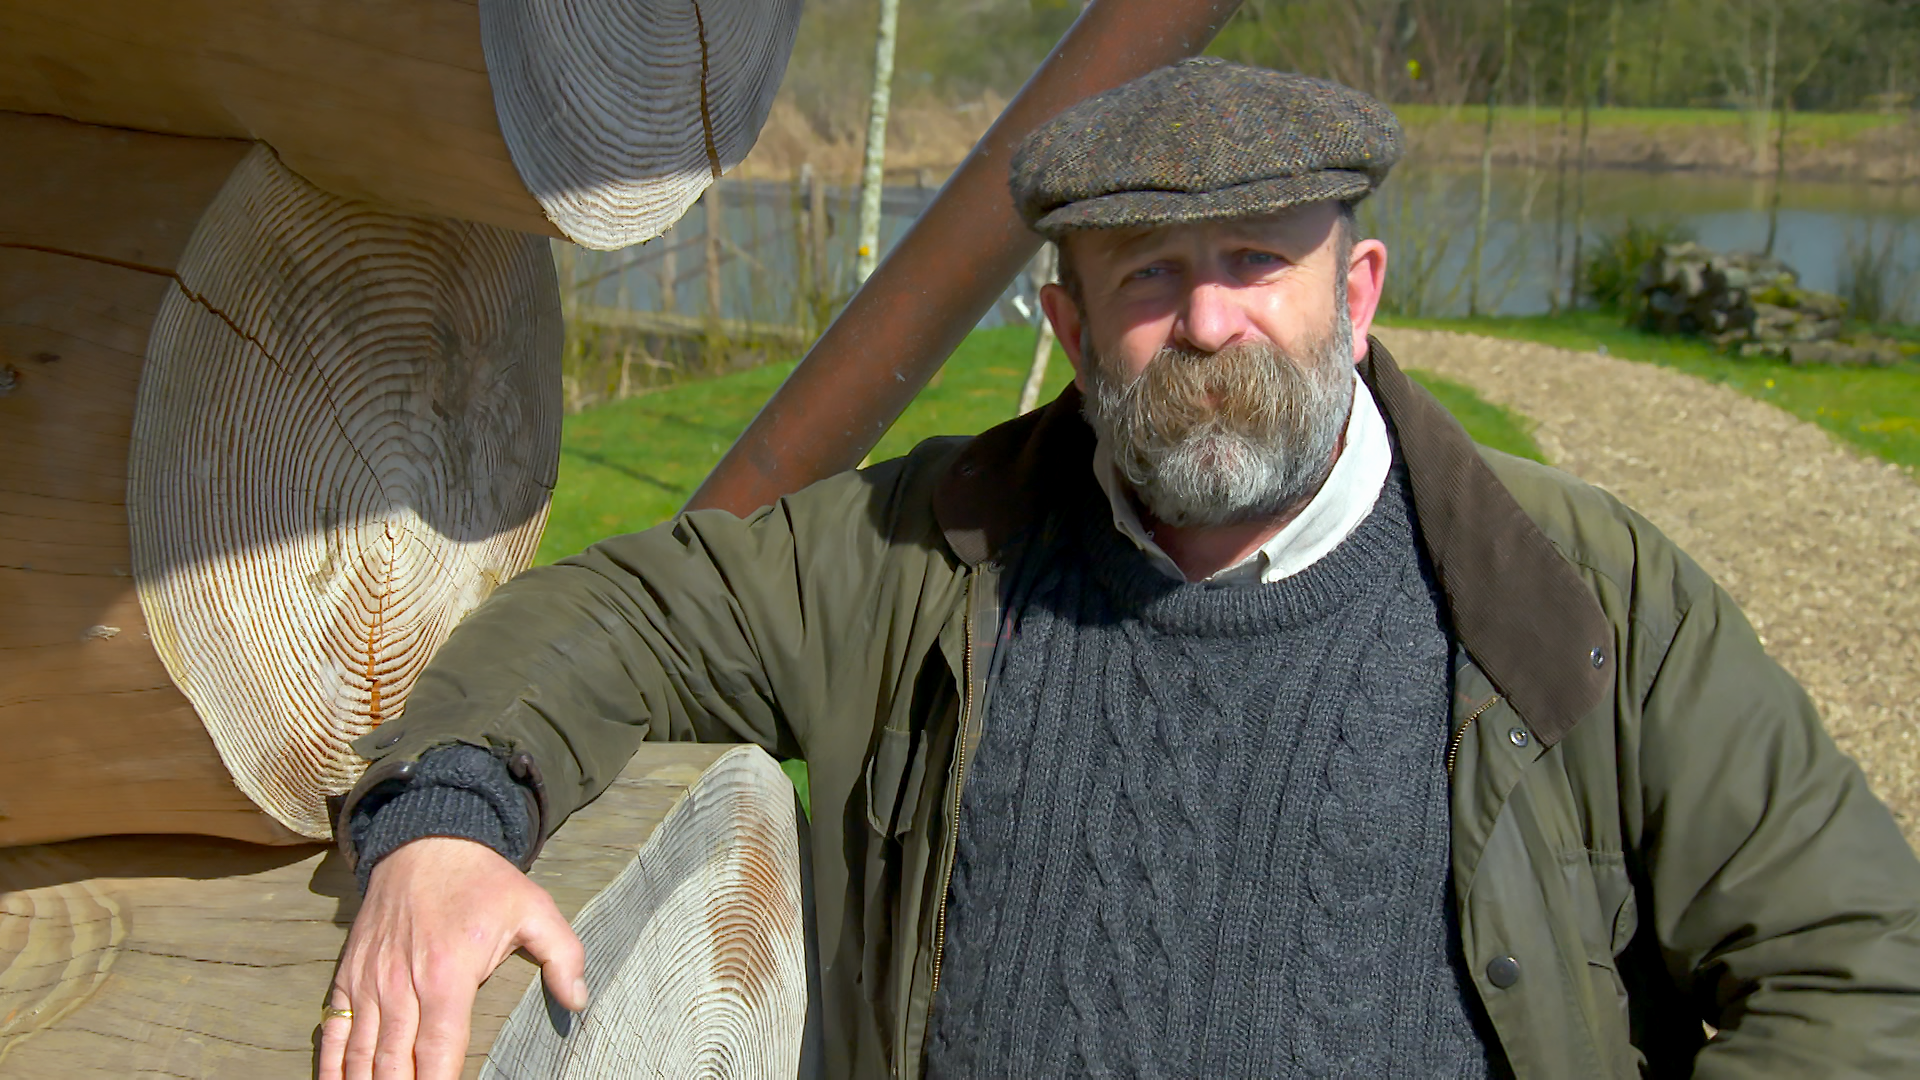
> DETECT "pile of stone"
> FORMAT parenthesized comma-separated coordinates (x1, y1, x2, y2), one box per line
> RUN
(1632, 242, 1905, 366)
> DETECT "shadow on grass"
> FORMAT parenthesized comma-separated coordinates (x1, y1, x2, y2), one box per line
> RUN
(560, 447, 684, 495)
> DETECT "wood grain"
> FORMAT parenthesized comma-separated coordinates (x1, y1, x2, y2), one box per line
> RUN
(0, 743, 807, 1078)
(128, 145, 562, 839)
(482, 746, 807, 1077)
(1, 112, 562, 845)
(0, 114, 293, 847)
(1, 0, 804, 248)
(479, 0, 803, 249)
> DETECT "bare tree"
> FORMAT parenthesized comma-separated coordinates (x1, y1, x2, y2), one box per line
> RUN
(1647, 0, 1672, 104)
(1550, 0, 1579, 315)
(1764, 91, 1791, 254)
(1017, 244, 1060, 415)
(854, 0, 901, 282)
(1570, 36, 1596, 307)
(1468, 0, 1515, 316)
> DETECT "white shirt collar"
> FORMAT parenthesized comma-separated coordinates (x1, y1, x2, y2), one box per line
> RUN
(1093, 371, 1393, 585)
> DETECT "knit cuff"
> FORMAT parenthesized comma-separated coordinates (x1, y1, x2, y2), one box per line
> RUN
(349, 743, 534, 894)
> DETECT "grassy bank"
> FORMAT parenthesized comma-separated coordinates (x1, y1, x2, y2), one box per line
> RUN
(1381, 311, 1920, 475)
(1392, 104, 1904, 143)
(741, 102, 1916, 187)
(538, 326, 1545, 563)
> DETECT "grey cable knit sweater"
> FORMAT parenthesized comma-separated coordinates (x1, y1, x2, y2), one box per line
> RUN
(925, 468, 1496, 1079)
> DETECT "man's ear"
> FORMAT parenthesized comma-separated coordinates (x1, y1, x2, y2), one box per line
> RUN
(1345, 237, 1389, 363)
(1039, 281, 1090, 389)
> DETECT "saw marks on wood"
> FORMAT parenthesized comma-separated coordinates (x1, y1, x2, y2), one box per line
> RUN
(2, 0, 804, 247)
(0, 744, 805, 1078)
(128, 146, 563, 838)
(483, 747, 807, 1078)
(0, 850, 123, 1068)
(480, 0, 803, 248)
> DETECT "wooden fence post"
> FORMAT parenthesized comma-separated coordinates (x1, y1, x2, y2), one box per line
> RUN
(705, 188, 726, 369)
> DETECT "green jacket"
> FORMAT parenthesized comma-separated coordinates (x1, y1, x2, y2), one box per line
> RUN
(342, 339, 1920, 1078)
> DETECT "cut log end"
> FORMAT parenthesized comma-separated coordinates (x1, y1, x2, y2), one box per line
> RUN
(128, 146, 563, 838)
(480, 0, 804, 249)
(483, 747, 807, 1078)
(0, 744, 806, 1078)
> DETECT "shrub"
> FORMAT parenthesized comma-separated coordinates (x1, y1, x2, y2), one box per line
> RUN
(1838, 221, 1916, 327)
(1581, 219, 1697, 313)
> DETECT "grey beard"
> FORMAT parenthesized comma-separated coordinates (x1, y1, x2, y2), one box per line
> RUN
(1082, 316, 1356, 529)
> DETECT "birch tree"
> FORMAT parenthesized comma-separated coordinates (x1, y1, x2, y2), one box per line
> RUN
(854, 0, 901, 282)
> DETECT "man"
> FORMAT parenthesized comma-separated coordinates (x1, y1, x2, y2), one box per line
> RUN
(319, 60, 1920, 1079)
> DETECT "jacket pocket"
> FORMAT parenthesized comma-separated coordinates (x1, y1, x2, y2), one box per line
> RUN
(1567, 851, 1642, 1075)
(864, 725, 926, 837)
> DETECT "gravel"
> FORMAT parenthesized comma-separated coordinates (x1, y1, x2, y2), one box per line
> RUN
(1381, 327, 1920, 848)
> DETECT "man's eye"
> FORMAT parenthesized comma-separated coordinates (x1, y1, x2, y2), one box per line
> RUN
(1126, 265, 1168, 281)
(1243, 251, 1284, 266)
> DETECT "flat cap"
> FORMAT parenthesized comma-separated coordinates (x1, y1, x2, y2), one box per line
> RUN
(1011, 58, 1403, 239)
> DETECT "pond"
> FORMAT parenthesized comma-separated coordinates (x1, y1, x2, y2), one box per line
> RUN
(561, 168, 1920, 341)
(1365, 164, 1920, 321)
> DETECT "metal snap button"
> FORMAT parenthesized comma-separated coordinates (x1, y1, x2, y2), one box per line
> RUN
(1590, 647, 1606, 669)
(1486, 955, 1521, 989)
(1507, 727, 1530, 748)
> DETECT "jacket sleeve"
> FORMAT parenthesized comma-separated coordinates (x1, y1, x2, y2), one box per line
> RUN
(1628, 558, 1920, 1076)
(334, 453, 930, 866)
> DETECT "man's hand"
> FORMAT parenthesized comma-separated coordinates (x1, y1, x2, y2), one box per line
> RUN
(317, 837, 589, 1080)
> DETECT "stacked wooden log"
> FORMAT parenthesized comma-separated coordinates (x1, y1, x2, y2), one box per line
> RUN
(1633, 241, 1904, 366)
(0, 0, 802, 249)
(2, 113, 557, 845)
(0, 745, 811, 1077)
(3, 1, 810, 1073)
(1634, 242, 1810, 340)
(2, 0, 802, 846)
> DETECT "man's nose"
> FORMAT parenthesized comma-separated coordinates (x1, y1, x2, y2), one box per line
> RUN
(1175, 280, 1255, 355)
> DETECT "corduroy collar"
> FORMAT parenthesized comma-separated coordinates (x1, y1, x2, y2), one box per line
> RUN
(931, 335, 1612, 746)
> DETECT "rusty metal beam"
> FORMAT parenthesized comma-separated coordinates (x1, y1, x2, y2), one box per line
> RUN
(686, 0, 1246, 516)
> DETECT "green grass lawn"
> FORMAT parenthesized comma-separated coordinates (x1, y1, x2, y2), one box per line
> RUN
(1381, 311, 1920, 476)
(537, 325, 1072, 561)
(539, 326, 1548, 563)
(1406, 370, 1547, 465)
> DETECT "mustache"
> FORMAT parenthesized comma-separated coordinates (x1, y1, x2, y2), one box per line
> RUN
(1094, 337, 1327, 455)
(1081, 327, 1356, 529)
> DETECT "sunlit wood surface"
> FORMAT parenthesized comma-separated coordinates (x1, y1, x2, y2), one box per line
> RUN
(0, 744, 807, 1078)
(0, 113, 560, 844)
(0, 0, 802, 248)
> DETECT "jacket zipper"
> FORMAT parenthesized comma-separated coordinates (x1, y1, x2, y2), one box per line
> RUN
(1447, 694, 1500, 779)
(928, 572, 982, 1004)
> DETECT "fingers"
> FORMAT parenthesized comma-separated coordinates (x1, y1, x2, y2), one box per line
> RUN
(412, 975, 479, 1080)
(320, 838, 574, 1080)
(371, 977, 421, 1080)
(517, 896, 590, 1014)
(317, 985, 354, 1080)
(341, 996, 382, 1080)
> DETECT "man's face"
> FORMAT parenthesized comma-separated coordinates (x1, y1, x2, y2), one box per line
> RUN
(1040, 202, 1390, 528)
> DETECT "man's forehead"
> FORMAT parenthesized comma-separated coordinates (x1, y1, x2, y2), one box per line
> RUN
(1080, 206, 1338, 259)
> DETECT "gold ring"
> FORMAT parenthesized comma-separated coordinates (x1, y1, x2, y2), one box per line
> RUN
(321, 1005, 354, 1023)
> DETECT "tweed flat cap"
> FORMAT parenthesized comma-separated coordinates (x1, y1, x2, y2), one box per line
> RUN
(1011, 58, 1403, 239)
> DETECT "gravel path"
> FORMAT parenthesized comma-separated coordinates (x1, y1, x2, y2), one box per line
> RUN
(1379, 327, 1920, 846)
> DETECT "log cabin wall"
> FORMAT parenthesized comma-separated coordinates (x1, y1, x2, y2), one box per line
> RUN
(0, 116, 293, 845)
(0, 0, 805, 844)
(0, 113, 562, 843)
(0, 0, 804, 249)
(0, 745, 808, 1076)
